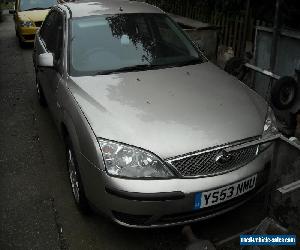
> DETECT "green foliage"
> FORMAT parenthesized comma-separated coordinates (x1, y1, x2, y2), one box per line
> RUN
(0, 1, 14, 10)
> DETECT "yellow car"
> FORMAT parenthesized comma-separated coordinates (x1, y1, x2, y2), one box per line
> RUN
(11, 0, 57, 47)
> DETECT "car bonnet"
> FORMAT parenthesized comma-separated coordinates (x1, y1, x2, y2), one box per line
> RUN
(68, 62, 267, 159)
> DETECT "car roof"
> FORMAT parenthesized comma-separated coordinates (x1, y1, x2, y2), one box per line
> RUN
(61, 0, 163, 18)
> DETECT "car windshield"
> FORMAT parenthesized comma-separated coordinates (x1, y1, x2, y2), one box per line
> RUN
(19, 0, 56, 11)
(69, 14, 205, 76)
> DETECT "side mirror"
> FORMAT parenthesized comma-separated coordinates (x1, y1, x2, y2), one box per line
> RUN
(9, 9, 16, 14)
(38, 53, 54, 67)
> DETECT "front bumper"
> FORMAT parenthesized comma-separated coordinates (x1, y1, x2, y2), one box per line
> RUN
(83, 147, 272, 228)
(18, 26, 38, 43)
(106, 173, 268, 228)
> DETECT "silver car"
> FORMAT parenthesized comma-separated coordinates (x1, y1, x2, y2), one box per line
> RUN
(33, 0, 277, 228)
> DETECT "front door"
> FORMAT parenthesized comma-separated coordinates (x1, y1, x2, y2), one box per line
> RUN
(36, 10, 64, 125)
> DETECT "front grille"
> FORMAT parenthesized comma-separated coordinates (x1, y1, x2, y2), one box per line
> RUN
(169, 142, 258, 177)
(35, 21, 43, 27)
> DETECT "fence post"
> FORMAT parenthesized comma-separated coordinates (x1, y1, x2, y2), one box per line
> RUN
(220, 14, 226, 44)
(224, 15, 230, 46)
(232, 15, 239, 53)
(237, 16, 244, 57)
(228, 17, 234, 47)
(241, 0, 250, 57)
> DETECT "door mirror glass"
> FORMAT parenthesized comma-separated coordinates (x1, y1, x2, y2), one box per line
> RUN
(38, 53, 54, 67)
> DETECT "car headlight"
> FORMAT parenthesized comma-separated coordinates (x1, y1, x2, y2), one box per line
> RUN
(259, 106, 278, 152)
(98, 139, 174, 178)
(262, 106, 278, 137)
(20, 21, 34, 27)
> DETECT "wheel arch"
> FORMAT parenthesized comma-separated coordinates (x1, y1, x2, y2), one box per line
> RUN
(60, 113, 82, 169)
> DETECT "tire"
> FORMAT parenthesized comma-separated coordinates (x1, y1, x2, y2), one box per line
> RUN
(271, 76, 298, 110)
(35, 74, 47, 107)
(65, 137, 90, 213)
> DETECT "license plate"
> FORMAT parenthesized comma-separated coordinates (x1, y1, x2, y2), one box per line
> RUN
(194, 174, 257, 209)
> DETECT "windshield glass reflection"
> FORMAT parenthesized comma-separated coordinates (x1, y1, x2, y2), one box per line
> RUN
(70, 13, 204, 76)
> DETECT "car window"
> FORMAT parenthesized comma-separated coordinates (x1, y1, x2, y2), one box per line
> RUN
(156, 17, 189, 53)
(40, 11, 63, 62)
(69, 13, 204, 76)
(40, 11, 55, 43)
(19, 0, 57, 11)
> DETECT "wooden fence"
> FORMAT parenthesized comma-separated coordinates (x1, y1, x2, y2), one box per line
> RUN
(145, 0, 273, 57)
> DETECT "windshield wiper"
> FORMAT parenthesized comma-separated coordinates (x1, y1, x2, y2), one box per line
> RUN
(24, 7, 49, 11)
(94, 59, 203, 75)
(169, 58, 203, 67)
(96, 64, 157, 75)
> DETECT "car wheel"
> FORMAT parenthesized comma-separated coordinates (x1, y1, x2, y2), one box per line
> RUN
(271, 76, 298, 110)
(35, 75, 47, 107)
(66, 137, 90, 213)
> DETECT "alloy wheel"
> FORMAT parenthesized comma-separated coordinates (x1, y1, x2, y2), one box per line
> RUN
(67, 148, 80, 203)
